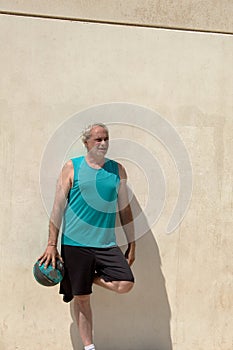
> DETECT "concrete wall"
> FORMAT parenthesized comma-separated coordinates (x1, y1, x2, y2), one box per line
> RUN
(0, 0, 232, 33)
(0, 2, 232, 350)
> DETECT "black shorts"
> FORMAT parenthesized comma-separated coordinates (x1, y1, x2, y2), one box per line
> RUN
(59, 245, 134, 301)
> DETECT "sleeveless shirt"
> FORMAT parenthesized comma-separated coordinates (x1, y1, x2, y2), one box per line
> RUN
(61, 156, 120, 247)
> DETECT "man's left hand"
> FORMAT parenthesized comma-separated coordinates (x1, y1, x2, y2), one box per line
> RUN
(125, 243, 136, 266)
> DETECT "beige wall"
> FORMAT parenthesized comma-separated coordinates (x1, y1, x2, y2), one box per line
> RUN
(0, 2, 232, 350)
(0, 0, 232, 33)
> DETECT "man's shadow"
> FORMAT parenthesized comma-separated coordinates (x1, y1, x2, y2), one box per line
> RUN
(69, 195, 173, 350)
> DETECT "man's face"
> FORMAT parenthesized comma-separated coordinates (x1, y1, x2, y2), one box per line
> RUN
(85, 126, 109, 157)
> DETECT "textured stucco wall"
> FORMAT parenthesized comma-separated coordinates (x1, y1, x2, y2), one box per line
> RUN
(0, 2, 232, 350)
(0, 0, 232, 33)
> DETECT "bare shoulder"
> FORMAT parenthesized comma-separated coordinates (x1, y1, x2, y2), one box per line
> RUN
(60, 160, 74, 187)
(63, 160, 74, 172)
(117, 162, 127, 180)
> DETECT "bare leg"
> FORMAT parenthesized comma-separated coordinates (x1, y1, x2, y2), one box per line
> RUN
(94, 276, 134, 294)
(73, 294, 93, 347)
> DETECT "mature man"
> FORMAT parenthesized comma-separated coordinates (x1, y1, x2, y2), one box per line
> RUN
(39, 123, 136, 350)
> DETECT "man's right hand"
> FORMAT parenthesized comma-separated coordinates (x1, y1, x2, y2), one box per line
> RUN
(38, 245, 63, 269)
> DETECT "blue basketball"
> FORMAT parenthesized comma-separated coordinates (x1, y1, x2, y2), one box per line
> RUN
(33, 259, 65, 287)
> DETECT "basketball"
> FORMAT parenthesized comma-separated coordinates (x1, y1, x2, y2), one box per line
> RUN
(33, 259, 65, 287)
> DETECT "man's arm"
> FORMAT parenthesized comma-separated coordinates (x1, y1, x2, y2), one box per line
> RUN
(117, 163, 135, 266)
(39, 160, 74, 268)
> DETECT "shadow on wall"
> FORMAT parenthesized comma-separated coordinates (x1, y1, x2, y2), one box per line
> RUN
(69, 196, 172, 350)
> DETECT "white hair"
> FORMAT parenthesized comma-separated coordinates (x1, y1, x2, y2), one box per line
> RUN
(81, 123, 109, 144)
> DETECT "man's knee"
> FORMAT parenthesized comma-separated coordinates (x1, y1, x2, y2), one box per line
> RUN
(116, 281, 134, 294)
(74, 294, 91, 306)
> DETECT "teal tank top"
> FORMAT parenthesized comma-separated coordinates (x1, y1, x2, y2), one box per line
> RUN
(61, 156, 120, 247)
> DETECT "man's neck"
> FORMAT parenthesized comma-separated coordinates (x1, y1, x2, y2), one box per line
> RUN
(85, 154, 105, 169)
